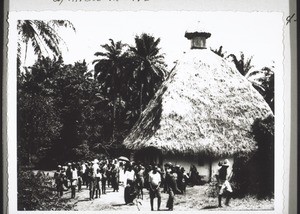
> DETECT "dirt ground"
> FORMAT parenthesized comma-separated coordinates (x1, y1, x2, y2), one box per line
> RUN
(60, 183, 274, 211)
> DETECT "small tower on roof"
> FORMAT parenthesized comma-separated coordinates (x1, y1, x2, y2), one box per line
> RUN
(185, 22, 211, 49)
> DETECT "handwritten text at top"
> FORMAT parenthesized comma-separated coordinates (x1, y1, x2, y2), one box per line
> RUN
(53, 0, 149, 5)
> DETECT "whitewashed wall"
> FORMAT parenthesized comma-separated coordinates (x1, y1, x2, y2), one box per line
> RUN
(133, 151, 234, 183)
(162, 155, 234, 182)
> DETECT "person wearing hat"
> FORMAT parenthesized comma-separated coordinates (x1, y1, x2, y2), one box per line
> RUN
(148, 165, 161, 211)
(216, 159, 233, 207)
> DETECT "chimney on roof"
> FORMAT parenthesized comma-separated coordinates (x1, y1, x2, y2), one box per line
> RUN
(185, 22, 211, 49)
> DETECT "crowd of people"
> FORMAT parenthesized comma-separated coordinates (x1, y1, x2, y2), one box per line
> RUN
(53, 157, 232, 210)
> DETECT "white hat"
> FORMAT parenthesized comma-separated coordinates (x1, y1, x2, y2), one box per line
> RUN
(222, 159, 230, 167)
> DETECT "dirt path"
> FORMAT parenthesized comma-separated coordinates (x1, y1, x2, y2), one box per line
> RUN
(62, 184, 198, 211)
(61, 184, 274, 211)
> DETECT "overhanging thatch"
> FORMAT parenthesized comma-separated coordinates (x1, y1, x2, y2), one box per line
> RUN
(123, 49, 274, 157)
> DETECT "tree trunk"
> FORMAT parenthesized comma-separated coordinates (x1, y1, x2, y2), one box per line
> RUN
(111, 68, 118, 146)
(208, 158, 212, 182)
(111, 87, 116, 146)
(24, 42, 28, 65)
(139, 83, 144, 117)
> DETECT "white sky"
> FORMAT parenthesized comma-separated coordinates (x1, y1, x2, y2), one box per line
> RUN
(22, 11, 283, 72)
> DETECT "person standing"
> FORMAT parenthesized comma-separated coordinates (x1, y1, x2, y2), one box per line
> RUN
(163, 163, 171, 193)
(89, 159, 99, 199)
(124, 164, 136, 185)
(181, 167, 189, 194)
(70, 163, 78, 199)
(176, 165, 184, 194)
(165, 165, 176, 211)
(95, 168, 102, 198)
(170, 166, 181, 194)
(217, 159, 233, 207)
(111, 164, 119, 192)
(189, 164, 198, 186)
(76, 162, 82, 191)
(124, 164, 136, 204)
(101, 165, 108, 194)
(136, 165, 145, 199)
(166, 184, 174, 211)
(148, 165, 161, 211)
(119, 162, 126, 186)
(107, 160, 113, 188)
(66, 163, 72, 188)
(61, 166, 68, 190)
(87, 162, 95, 200)
(81, 161, 87, 186)
(54, 165, 64, 197)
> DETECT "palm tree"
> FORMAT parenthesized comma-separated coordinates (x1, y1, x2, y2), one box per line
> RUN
(17, 20, 75, 164)
(210, 46, 227, 58)
(17, 20, 75, 72)
(246, 66, 274, 112)
(227, 52, 253, 76)
(129, 33, 167, 116)
(93, 39, 128, 146)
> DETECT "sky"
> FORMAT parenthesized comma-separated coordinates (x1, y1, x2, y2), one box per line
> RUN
(22, 11, 283, 72)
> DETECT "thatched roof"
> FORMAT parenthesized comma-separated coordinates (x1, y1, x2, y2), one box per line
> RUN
(123, 49, 274, 157)
(185, 31, 211, 39)
(185, 21, 211, 39)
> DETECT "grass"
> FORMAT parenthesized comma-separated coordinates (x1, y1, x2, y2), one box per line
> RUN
(173, 185, 274, 211)
(18, 170, 74, 211)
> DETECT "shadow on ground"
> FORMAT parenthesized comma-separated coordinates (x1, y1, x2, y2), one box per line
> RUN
(202, 205, 219, 209)
(112, 203, 127, 207)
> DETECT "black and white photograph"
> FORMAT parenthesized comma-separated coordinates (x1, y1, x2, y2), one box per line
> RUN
(7, 11, 285, 212)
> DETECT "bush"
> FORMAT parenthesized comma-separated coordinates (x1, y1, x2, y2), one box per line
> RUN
(17, 170, 73, 210)
(204, 177, 219, 198)
(231, 115, 274, 198)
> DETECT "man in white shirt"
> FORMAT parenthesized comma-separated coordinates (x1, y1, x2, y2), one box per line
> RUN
(92, 159, 99, 176)
(124, 165, 135, 184)
(70, 163, 78, 199)
(148, 165, 161, 211)
(124, 165, 136, 204)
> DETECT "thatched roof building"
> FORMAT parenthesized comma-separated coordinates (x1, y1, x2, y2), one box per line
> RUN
(123, 28, 273, 159)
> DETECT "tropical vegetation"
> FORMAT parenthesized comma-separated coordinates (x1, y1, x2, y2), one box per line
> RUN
(18, 30, 168, 168)
(17, 21, 275, 210)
